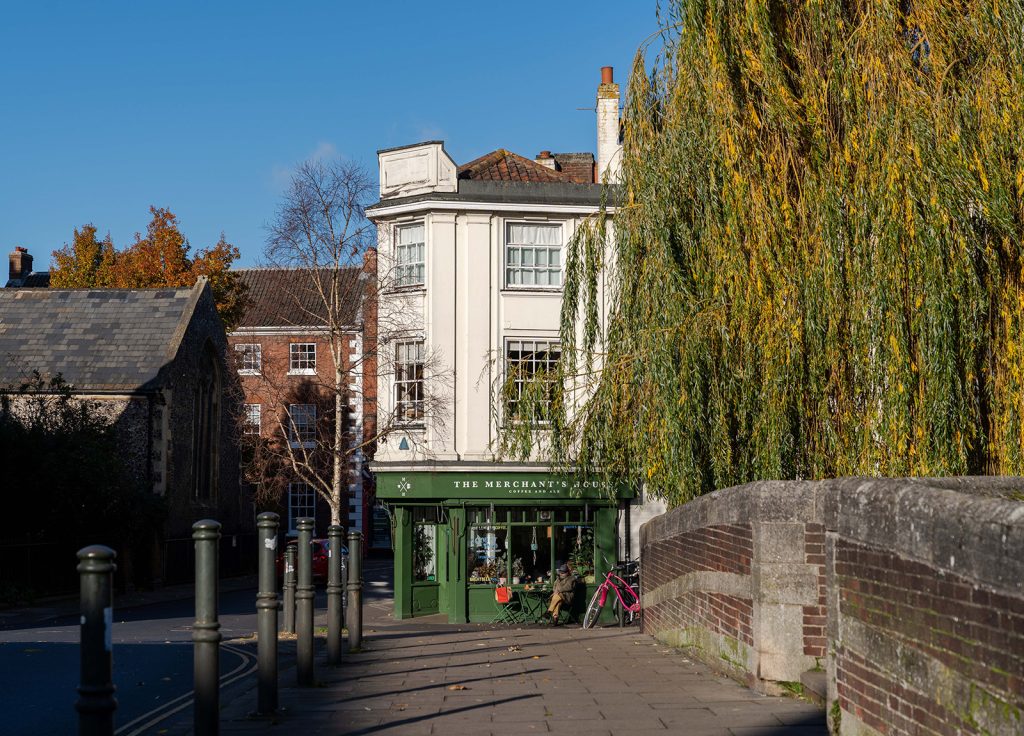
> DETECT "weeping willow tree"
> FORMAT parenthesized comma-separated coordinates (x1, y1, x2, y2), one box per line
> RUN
(501, 0, 1024, 507)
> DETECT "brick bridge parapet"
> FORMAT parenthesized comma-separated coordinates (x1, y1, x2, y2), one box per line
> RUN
(639, 477, 1023, 736)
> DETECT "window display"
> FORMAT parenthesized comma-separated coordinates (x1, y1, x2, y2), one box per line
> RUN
(510, 525, 552, 584)
(466, 505, 593, 586)
(468, 514, 508, 584)
(413, 523, 436, 581)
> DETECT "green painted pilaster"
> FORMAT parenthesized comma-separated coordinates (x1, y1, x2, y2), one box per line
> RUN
(436, 522, 449, 616)
(393, 507, 413, 620)
(595, 506, 619, 623)
(595, 506, 617, 578)
(447, 507, 467, 623)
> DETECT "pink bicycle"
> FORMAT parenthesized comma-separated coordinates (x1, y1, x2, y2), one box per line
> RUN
(582, 562, 641, 629)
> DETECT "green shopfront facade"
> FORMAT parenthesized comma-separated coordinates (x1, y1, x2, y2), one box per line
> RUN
(376, 469, 633, 623)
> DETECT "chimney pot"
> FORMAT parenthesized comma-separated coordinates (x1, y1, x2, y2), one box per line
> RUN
(15, 246, 27, 253)
(601, 66, 614, 84)
(538, 150, 552, 158)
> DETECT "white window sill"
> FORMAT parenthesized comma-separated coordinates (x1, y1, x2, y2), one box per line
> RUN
(238, 369, 261, 376)
(287, 369, 317, 376)
(501, 286, 562, 294)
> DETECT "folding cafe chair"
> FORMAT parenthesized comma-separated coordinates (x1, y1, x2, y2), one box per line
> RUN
(492, 585, 524, 624)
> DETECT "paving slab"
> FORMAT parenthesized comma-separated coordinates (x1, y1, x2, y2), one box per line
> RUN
(156, 560, 824, 735)
(196, 626, 824, 735)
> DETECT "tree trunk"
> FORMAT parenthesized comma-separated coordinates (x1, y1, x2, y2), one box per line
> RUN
(332, 335, 344, 527)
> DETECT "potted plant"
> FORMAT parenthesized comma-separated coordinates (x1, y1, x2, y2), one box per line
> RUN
(570, 527, 595, 582)
(413, 525, 434, 581)
(511, 557, 524, 584)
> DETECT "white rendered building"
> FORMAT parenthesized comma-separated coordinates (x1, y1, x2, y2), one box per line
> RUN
(368, 68, 664, 622)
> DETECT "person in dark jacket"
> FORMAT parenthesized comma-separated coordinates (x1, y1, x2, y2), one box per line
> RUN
(545, 563, 576, 624)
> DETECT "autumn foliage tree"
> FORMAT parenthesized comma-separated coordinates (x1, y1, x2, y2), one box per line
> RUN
(51, 207, 247, 329)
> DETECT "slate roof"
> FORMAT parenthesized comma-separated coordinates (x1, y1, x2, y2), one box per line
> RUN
(4, 270, 51, 288)
(21, 271, 52, 287)
(0, 284, 203, 392)
(235, 268, 362, 329)
(457, 149, 579, 183)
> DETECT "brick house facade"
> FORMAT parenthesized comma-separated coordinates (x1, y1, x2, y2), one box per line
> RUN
(229, 264, 378, 548)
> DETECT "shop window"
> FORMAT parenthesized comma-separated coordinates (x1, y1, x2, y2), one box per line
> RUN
(510, 525, 552, 584)
(412, 506, 442, 523)
(465, 505, 594, 585)
(468, 509, 508, 584)
(555, 525, 594, 581)
(413, 524, 437, 582)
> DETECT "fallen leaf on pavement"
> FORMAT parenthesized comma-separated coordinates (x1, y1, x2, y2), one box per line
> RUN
(447, 684, 469, 690)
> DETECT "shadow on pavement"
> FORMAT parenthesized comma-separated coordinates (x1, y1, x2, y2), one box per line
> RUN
(346, 694, 541, 736)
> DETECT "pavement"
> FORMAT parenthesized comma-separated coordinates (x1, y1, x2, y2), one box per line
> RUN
(159, 560, 827, 736)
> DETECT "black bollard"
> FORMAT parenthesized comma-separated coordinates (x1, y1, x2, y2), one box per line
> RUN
(282, 542, 296, 634)
(76, 545, 117, 736)
(295, 517, 315, 687)
(346, 530, 363, 652)
(256, 512, 279, 715)
(326, 524, 344, 666)
(192, 519, 221, 736)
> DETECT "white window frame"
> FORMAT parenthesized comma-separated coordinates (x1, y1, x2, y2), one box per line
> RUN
(288, 343, 317, 375)
(504, 222, 563, 289)
(504, 338, 562, 425)
(395, 222, 425, 288)
(394, 339, 425, 425)
(288, 404, 317, 448)
(235, 343, 262, 375)
(243, 403, 261, 435)
(287, 481, 315, 534)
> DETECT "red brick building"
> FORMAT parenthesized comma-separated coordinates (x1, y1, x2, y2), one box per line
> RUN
(229, 263, 380, 548)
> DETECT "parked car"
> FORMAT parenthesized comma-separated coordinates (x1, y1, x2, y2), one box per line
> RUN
(275, 538, 348, 583)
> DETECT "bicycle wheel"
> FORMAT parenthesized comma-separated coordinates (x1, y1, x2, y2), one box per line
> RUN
(582, 586, 606, 629)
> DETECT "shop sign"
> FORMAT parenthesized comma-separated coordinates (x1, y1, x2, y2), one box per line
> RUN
(376, 470, 633, 500)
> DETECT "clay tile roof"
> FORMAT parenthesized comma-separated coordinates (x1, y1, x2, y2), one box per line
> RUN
(236, 268, 362, 329)
(457, 149, 579, 183)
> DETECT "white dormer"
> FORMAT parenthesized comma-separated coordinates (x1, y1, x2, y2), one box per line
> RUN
(378, 141, 458, 199)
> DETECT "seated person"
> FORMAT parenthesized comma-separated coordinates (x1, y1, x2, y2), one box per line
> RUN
(545, 563, 576, 624)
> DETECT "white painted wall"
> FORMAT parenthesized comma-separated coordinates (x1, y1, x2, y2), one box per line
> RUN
(372, 145, 612, 464)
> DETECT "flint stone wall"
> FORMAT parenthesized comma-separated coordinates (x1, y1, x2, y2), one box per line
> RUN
(640, 477, 1023, 735)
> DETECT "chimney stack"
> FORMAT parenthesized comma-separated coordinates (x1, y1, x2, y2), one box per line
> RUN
(596, 66, 622, 183)
(534, 150, 556, 170)
(8, 246, 33, 285)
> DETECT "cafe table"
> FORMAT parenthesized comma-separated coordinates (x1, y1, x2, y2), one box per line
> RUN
(514, 585, 551, 623)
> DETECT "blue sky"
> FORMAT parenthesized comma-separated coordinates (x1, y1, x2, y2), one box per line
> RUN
(0, 2, 660, 268)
